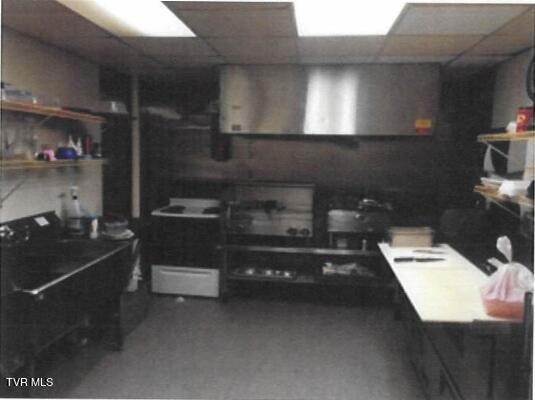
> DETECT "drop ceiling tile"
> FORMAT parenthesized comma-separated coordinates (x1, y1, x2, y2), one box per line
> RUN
(153, 54, 224, 66)
(3, 0, 78, 17)
(104, 59, 167, 75)
(468, 7, 534, 56)
(2, 2, 109, 44)
(84, 51, 164, 75)
(297, 37, 384, 58)
(376, 55, 453, 64)
(299, 56, 375, 64)
(3, 0, 112, 60)
(99, 56, 162, 69)
(165, 2, 296, 37)
(122, 37, 216, 57)
(449, 55, 508, 67)
(223, 56, 298, 65)
(2, 0, 109, 40)
(468, 35, 533, 56)
(61, 37, 141, 61)
(165, 2, 293, 12)
(382, 35, 482, 56)
(207, 38, 297, 58)
(494, 7, 535, 37)
(3, 15, 108, 42)
(393, 4, 530, 35)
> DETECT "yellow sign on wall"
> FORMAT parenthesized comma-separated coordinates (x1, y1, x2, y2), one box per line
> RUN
(415, 119, 432, 134)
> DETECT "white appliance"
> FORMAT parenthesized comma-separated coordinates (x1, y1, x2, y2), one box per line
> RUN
(150, 198, 221, 297)
(151, 266, 219, 297)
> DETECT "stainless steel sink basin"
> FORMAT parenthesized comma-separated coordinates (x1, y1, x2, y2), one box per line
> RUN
(20, 239, 127, 283)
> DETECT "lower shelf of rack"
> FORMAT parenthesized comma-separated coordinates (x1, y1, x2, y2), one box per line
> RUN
(219, 244, 380, 257)
(227, 274, 315, 284)
(226, 274, 388, 287)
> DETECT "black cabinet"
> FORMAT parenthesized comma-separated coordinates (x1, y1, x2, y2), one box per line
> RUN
(398, 291, 528, 400)
(0, 245, 130, 377)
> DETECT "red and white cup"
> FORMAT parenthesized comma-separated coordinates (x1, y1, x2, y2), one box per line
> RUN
(516, 106, 533, 132)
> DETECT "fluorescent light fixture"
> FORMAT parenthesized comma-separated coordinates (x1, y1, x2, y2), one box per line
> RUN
(410, 0, 535, 3)
(57, 0, 195, 37)
(293, 0, 407, 36)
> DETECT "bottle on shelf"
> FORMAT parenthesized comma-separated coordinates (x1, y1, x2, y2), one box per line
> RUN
(75, 137, 83, 157)
(67, 135, 76, 150)
(66, 186, 84, 235)
(82, 134, 93, 157)
(89, 217, 99, 240)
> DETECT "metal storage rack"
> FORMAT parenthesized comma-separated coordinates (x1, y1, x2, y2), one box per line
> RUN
(218, 243, 388, 302)
(475, 131, 534, 219)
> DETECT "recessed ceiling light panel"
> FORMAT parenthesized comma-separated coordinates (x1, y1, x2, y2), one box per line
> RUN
(57, 0, 195, 37)
(293, 0, 407, 36)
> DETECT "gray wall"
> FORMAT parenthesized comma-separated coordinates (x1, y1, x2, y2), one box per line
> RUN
(171, 132, 441, 193)
(491, 49, 534, 178)
(492, 49, 533, 128)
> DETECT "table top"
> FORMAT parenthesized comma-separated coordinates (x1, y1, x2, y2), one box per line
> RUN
(378, 243, 513, 324)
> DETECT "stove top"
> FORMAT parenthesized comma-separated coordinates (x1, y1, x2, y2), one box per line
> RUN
(158, 205, 186, 214)
(151, 198, 221, 219)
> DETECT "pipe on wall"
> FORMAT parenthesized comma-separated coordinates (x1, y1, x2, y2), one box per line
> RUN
(131, 72, 140, 218)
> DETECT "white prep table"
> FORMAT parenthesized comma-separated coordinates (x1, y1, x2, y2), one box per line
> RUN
(379, 243, 527, 400)
(378, 243, 514, 324)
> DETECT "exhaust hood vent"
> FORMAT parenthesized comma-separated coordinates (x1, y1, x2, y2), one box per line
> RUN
(220, 64, 440, 136)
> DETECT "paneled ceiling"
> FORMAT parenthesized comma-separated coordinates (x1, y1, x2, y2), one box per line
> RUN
(1, 0, 534, 75)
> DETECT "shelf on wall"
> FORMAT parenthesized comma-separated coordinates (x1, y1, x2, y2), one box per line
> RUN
(1, 100, 105, 124)
(477, 131, 535, 142)
(227, 273, 316, 285)
(474, 185, 534, 211)
(1, 159, 108, 171)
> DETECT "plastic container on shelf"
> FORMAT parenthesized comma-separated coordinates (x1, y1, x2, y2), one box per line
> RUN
(389, 227, 434, 247)
(103, 219, 128, 236)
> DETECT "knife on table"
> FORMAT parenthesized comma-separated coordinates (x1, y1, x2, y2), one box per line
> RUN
(394, 257, 445, 262)
(413, 250, 445, 255)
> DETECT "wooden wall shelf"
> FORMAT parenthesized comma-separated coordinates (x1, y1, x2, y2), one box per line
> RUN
(1, 100, 105, 124)
(477, 131, 535, 142)
(474, 185, 534, 209)
(1, 159, 108, 171)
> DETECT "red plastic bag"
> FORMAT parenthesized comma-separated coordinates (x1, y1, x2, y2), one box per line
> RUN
(480, 237, 533, 320)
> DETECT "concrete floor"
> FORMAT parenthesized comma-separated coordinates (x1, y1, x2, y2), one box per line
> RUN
(30, 296, 424, 399)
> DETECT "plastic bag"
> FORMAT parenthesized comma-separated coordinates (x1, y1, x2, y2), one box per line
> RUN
(480, 236, 533, 319)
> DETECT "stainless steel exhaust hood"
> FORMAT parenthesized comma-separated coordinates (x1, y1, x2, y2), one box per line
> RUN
(219, 64, 440, 136)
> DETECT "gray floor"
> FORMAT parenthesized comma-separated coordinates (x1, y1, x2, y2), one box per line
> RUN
(41, 297, 424, 399)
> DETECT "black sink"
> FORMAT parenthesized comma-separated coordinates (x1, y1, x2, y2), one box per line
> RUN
(13, 239, 125, 290)
(26, 239, 120, 260)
